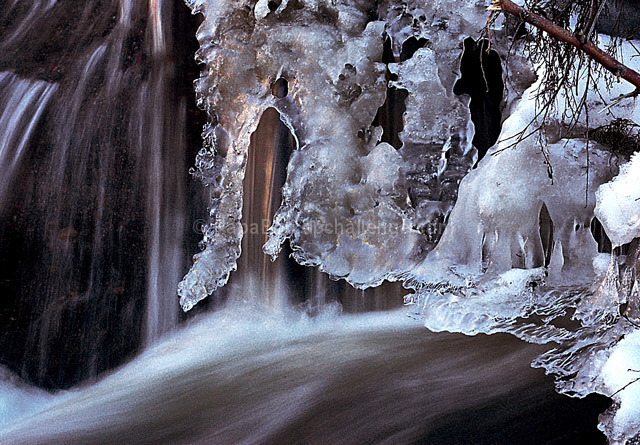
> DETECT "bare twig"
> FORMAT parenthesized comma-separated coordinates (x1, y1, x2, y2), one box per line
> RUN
(611, 371, 640, 397)
(586, 0, 608, 41)
(599, 88, 640, 114)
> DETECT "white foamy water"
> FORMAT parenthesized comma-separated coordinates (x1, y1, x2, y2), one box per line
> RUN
(0, 304, 606, 444)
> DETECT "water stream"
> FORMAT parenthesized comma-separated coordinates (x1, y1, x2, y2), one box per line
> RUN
(0, 310, 609, 444)
(0, 0, 204, 388)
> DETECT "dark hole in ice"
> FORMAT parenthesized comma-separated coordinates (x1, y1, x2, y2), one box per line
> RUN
(591, 217, 613, 254)
(267, 0, 280, 12)
(454, 37, 504, 165)
(271, 77, 288, 98)
(539, 202, 554, 267)
(372, 37, 408, 150)
(317, 5, 338, 24)
(590, 217, 631, 255)
(374, 87, 407, 150)
(400, 37, 428, 62)
(481, 233, 490, 273)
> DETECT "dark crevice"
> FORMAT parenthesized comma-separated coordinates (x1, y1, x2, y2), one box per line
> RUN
(400, 37, 428, 62)
(317, 5, 338, 25)
(271, 77, 288, 98)
(481, 234, 489, 273)
(539, 202, 554, 267)
(267, 0, 280, 13)
(363, 1, 379, 23)
(372, 36, 407, 150)
(453, 37, 504, 164)
(590, 216, 632, 256)
(591, 217, 613, 254)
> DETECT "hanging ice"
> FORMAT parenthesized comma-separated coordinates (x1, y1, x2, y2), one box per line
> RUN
(403, 37, 640, 444)
(595, 152, 640, 248)
(178, 0, 493, 310)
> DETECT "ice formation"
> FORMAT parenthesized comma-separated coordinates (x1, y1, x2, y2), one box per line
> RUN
(601, 330, 640, 444)
(596, 152, 640, 247)
(179, 0, 495, 310)
(405, 66, 626, 328)
(182, 0, 640, 441)
(404, 36, 640, 442)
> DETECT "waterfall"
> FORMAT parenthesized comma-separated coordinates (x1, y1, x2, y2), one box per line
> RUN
(0, 0, 202, 388)
(0, 0, 403, 389)
(0, 74, 57, 211)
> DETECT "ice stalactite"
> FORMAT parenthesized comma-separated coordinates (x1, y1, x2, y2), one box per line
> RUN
(595, 152, 640, 248)
(406, 32, 640, 326)
(584, 152, 640, 444)
(179, 0, 498, 310)
(379, 0, 494, 245)
(179, 0, 400, 310)
(405, 72, 623, 333)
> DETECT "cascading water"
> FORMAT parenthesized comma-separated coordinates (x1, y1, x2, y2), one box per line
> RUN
(0, 311, 610, 444)
(1, 0, 640, 443)
(0, 0, 203, 388)
(0, 74, 57, 212)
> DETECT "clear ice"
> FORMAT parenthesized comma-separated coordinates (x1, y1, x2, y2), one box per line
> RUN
(179, 0, 492, 310)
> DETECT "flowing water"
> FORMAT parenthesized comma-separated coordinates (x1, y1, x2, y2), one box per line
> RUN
(0, 309, 610, 444)
(0, 0, 204, 388)
(0, 1, 614, 443)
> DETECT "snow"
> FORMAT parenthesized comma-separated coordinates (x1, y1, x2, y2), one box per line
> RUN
(601, 330, 640, 444)
(595, 152, 640, 247)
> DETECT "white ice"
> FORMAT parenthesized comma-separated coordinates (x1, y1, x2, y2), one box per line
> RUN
(601, 330, 640, 444)
(595, 152, 640, 247)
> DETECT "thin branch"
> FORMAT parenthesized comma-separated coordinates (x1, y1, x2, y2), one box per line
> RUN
(586, 0, 607, 41)
(611, 372, 640, 397)
(489, 0, 640, 90)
